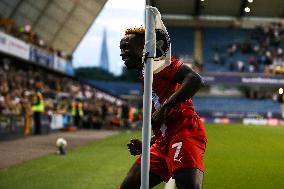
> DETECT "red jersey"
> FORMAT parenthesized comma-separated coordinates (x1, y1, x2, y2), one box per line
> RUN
(143, 57, 204, 145)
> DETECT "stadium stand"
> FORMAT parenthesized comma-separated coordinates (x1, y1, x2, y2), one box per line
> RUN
(0, 4, 143, 140)
(0, 16, 71, 60)
(0, 56, 126, 139)
(167, 23, 284, 74)
(88, 80, 141, 96)
(162, 22, 284, 124)
(201, 27, 251, 72)
(167, 26, 194, 59)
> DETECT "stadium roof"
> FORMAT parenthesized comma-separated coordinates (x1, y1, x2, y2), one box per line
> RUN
(151, 0, 284, 18)
(149, 0, 284, 28)
(0, 0, 107, 54)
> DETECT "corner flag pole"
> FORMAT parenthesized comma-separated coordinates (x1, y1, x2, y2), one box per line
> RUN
(141, 1, 156, 189)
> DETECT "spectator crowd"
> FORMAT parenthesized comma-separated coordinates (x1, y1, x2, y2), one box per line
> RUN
(0, 16, 72, 61)
(0, 58, 141, 131)
(212, 22, 284, 74)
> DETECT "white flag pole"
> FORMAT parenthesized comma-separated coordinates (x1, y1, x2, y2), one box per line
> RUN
(141, 3, 155, 189)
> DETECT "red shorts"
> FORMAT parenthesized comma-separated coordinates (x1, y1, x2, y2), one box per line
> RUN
(136, 119, 207, 182)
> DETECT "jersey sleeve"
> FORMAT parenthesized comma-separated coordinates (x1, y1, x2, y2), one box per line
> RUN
(157, 57, 183, 80)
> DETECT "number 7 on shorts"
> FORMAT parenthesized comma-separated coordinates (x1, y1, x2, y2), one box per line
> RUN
(172, 142, 183, 162)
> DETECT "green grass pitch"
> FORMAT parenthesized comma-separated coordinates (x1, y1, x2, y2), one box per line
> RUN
(1, 124, 284, 189)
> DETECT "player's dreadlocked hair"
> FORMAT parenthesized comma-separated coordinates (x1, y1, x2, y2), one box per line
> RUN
(124, 26, 170, 59)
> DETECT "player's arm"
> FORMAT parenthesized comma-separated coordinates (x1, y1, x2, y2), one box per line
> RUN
(164, 64, 204, 107)
(152, 64, 204, 125)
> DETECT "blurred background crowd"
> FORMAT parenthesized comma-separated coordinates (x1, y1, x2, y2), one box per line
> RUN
(211, 22, 284, 74)
(0, 16, 72, 60)
(0, 59, 142, 134)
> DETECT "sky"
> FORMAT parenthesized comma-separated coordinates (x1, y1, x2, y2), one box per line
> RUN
(73, 0, 145, 76)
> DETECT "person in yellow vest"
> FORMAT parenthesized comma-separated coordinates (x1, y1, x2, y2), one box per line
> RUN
(72, 98, 84, 127)
(32, 90, 44, 135)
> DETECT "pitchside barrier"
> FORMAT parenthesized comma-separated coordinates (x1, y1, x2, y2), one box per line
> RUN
(0, 31, 74, 76)
(0, 113, 72, 140)
(0, 114, 25, 140)
(198, 110, 284, 126)
(202, 116, 284, 126)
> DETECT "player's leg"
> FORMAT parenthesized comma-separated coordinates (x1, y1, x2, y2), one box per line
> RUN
(120, 163, 164, 189)
(168, 128, 206, 188)
(174, 168, 203, 189)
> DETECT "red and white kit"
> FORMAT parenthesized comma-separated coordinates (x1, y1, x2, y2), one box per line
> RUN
(136, 57, 207, 182)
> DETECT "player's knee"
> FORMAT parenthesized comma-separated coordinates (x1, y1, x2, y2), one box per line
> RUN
(174, 168, 203, 189)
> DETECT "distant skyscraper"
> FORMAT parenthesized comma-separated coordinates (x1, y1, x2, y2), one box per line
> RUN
(99, 28, 110, 72)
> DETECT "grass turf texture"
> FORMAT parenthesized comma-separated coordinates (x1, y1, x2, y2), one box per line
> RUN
(1, 124, 284, 189)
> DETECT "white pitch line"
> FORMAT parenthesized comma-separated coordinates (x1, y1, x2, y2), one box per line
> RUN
(164, 178, 175, 189)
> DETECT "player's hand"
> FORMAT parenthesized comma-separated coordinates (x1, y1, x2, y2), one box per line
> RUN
(127, 139, 142, 156)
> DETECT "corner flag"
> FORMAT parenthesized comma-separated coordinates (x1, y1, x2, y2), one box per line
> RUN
(146, 6, 171, 74)
(141, 5, 171, 189)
